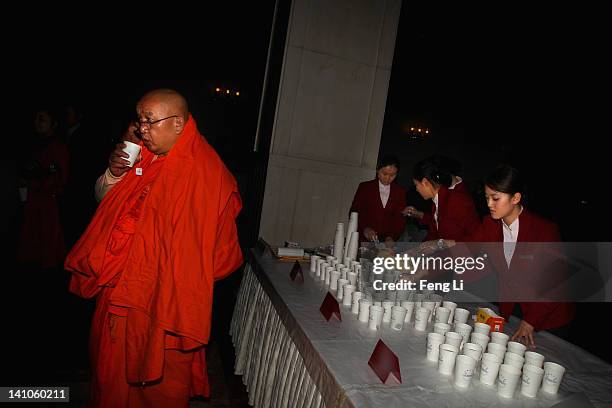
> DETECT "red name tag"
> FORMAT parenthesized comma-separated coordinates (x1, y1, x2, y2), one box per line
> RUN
(368, 339, 402, 384)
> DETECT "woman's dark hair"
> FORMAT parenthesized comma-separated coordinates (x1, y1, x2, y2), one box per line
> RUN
(485, 164, 525, 196)
(412, 156, 452, 187)
(377, 154, 400, 172)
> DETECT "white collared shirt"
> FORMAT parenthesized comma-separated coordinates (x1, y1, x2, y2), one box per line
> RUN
(379, 181, 391, 208)
(432, 193, 439, 228)
(502, 212, 521, 266)
(449, 176, 463, 190)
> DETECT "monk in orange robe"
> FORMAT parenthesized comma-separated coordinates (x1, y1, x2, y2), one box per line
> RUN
(65, 89, 243, 407)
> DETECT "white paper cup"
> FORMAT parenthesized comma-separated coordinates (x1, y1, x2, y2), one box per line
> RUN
(368, 305, 384, 330)
(351, 291, 363, 314)
(400, 301, 415, 323)
(487, 343, 507, 362)
(470, 333, 490, 355)
(433, 322, 451, 337)
(325, 255, 334, 263)
(542, 362, 566, 394)
(490, 331, 510, 347)
(443, 301, 457, 324)
(341, 267, 350, 281)
(427, 332, 445, 362)
(318, 262, 328, 280)
(454, 355, 477, 388)
(347, 272, 358, 286)
(463, 343, 483, 362)
(414, 307, 431, 331)
(438, 344, 459, 375)
(435, 307, 451, 324)
(310, 255, 320, 273)
(523, 351, 545, 369)
(521, 364, 544, 398)
(480, 353, 501, 386)
(453, 308, 470, 324)
(473, 322, 491, 335)
(390, 306, 407, 330)
(444, 331, 463, 349)
(330, 271, 341, 290)
(382, 300, 395, 322)
(122, 141, 141, 167)
(498, 364, 522, 398)
(325, 266, 335, 286)
(336, 279, 349, 301)
(342, 285, 356, 307)
(454, 322, 472, 349)
(358, 298, 371, 322)
(331, 259, 339, 268)
(335, 263, 345, 272)
(507, 341, 527, 357)
(504, 351, 525, 370)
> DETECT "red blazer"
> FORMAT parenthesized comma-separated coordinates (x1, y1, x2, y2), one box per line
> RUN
(466, 209, 575, 331)
(350, 179, 406, 241)
(424, 186, 481, 241)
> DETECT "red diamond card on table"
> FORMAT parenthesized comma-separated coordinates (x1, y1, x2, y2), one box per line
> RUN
(319, 292, 341, 321)
(368, 339, 402, 384)
(289, 260, 304, 283)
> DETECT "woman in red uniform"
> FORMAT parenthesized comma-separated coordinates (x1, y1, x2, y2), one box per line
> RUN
(350, 155, 407, 243)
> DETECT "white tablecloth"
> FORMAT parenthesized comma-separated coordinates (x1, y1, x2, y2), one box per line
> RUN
(231, 250, 612, 408)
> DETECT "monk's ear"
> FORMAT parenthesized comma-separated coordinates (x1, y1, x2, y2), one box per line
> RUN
(174, 116, 185, 134)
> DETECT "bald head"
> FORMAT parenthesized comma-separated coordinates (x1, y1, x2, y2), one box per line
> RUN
(138, 89, 189, 121)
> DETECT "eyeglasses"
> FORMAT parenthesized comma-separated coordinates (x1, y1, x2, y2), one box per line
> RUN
(136, 115, 179, 129)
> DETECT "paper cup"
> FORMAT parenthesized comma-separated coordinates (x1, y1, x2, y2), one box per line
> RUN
(470, 333, 490, 355)
(433, 322, 451, 337)
(438, 344, 459, 375)
(325, 266, 335, 286)
(490, 331, 510, 347)
(390, 306, 407, 330)
(463, 343, 483, 362)
(498, 364, 522, 398)
(454, 355, 477, 388)
(329, 270, 341, 290)
(453, 308, 470, 324)
(351, 291, 363, 314)
(358, 298, 371, 322)
(347, 272, 358, 286)
(444, 331, 463, 349)
(487, 343, 507, 362)
(368, 305, 384, 330)
(382, 300, 395, 322)
(480, 353, 501, 386)
(400, 301, 415, 323)
(507, 341, 527, 357)
(319, 262, 328, 281)
(524, 351, 545, 369)
(504, 351, 525, 370)
(414, 307, 431, 331)
(427, 332, 445, 362)
(521, 364, 544, 398)
(435, 307, 451, 324)
(473, 322, 491, 335)
(122, 141, 141, 167)
(542, 362, 565, 394)
(443, 301, 457, 324)
(454, 322, 472, 349)
(310, 255, 320, 273)
(342, 285, 356, 307)
(336, 279, 349, 301)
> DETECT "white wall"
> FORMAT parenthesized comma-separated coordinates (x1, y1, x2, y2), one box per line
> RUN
(260, 0, 402, 247)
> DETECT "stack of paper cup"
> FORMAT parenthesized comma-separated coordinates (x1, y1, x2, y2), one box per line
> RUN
(344, 212, 358, 259)
(345, 231, 359, 263)
(498, 364, 522, 398)
(342, 285, 356, 307)
(310, 255, 320, 273)
(542, 362, 566, 394)
(480, 353, 501, 386)
(454, 355, 477, 388)
(521, 364, 544, 398)
(426, 332, 445, 362)
(316, 259, 325, 278)
(351, 291, 363, 314)
(330, 270, 341, 290)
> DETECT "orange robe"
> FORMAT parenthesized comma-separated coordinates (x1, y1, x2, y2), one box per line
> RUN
(65, 116, 243, 407)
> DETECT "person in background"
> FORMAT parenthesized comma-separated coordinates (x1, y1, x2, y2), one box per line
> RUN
(350, 154, 407, 244)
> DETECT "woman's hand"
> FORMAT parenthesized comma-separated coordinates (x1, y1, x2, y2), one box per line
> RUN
(363, 227, 378, 242)
(511, 320, 536, 350)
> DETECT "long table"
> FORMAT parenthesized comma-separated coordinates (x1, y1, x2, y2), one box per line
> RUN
(230, 249, 612, 407)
